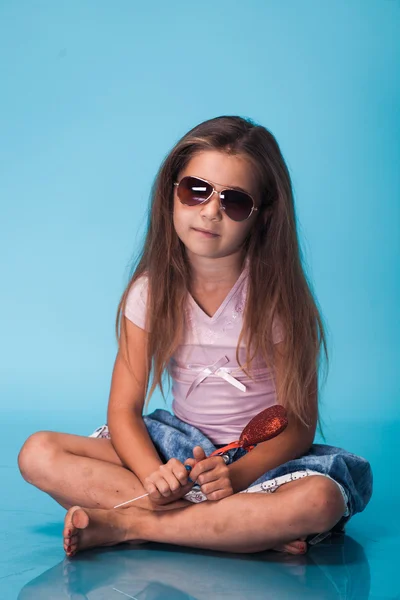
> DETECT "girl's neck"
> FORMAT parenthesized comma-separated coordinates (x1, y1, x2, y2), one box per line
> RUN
(188, 250, 247, 291)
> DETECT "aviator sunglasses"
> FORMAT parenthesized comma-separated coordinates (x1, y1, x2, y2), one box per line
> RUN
(174, 176, 258, 222)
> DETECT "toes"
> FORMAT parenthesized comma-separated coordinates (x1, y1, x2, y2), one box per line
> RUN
(64, 506, 80, 537)
(65, 541, 77, 558)
(289, 541, 307, 554)
(274, 540, 308, 554)
(64, 535, 78, 548)
(71, 507, 89, 530)
(64, 538, 75, 553)
(287, 543, 307, 554)
(291, 540, 307, 552)
(64, 506, 88, 535)
(274, 544, 296, 554)
(64, 506, 88, 557)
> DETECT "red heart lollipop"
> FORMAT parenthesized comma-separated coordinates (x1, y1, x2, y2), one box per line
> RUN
(209, 404, 288, 457)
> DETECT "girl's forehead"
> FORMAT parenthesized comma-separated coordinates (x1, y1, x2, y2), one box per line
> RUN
(180, 150, 256, 195)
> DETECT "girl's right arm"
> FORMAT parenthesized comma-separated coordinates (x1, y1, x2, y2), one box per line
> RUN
(106, 317, 163, 484)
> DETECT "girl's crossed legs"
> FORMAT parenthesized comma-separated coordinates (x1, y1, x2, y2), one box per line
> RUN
(18, 431, 346, 557)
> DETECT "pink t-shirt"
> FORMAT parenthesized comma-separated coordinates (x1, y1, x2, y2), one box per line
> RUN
(124, 261, 284, 444)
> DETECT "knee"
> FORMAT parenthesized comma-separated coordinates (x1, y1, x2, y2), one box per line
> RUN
(18, 431, 58, 484)
(308, 476, 347, 532)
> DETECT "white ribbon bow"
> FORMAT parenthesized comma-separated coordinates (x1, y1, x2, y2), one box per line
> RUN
(185, 356, 247, 400)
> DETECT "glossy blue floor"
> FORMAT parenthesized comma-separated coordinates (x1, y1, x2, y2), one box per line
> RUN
(2, 0, 399, 596)
(1, 411, 398, 599)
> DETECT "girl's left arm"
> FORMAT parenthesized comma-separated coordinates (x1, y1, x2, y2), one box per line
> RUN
(228, 341, 318, 494)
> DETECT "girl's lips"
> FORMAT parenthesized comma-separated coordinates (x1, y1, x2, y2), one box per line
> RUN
(192, 228, 220, 237)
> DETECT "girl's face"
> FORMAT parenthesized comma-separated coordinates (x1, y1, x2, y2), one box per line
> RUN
(173, 150, 259, 261)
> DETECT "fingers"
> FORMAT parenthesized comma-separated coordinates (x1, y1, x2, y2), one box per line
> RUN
(184, 448, 205, 479)
(184, 458, 196, 470)
(159, 464, 184, 495)
(144, 453, 230, 503)
(192, 446, 207, 461)
(187, 455, 233, 501)
(144, 459, 192, 500)
(200, 477, 233, 500)
(190, 455, 226, 484)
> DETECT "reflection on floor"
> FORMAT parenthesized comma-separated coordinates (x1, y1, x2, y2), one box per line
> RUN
(18, 534, 373, 600)
(1, 412, 398, 599)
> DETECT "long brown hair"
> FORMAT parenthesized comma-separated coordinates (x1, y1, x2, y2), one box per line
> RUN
(116, 116, 329, 432)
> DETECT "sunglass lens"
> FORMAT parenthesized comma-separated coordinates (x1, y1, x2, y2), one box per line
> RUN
(222, 190, 253, 221)
(178, 177, 212, 206)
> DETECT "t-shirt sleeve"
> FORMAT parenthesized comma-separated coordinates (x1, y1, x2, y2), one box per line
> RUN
(124, 275, 150, 331)
(272, 314, 285, 344)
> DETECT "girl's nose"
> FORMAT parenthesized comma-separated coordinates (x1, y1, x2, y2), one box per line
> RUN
(200, 190, 223, 220)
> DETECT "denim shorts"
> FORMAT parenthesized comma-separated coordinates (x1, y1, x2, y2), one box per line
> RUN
(90, 408, 373, 538)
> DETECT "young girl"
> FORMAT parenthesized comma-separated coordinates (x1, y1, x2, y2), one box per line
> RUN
(18, 116, 372, 558)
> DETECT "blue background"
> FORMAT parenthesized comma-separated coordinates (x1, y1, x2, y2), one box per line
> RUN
(1, 1, 399, 597)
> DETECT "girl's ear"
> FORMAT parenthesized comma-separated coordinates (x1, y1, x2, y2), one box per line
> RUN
(255, 204, 269, 228)
(261, 205, 274, 227)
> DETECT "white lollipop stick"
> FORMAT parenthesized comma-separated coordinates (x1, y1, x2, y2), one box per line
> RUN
(114, 492, 149, 508)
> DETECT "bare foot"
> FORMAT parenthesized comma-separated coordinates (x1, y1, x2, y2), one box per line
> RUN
(273, 537, 307, 555)
(63, 505, 147, 557)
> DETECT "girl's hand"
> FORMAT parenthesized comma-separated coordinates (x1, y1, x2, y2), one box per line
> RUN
(143, 459, 195, 506)
(186, 446, 234, 501)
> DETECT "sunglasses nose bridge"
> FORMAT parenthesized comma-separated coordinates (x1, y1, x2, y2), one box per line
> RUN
(207, 187, 225, 211)
(198, 186, 223, 220)
(209, 187, 224, 203)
